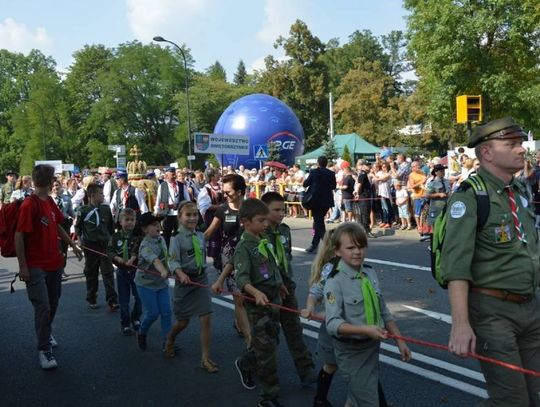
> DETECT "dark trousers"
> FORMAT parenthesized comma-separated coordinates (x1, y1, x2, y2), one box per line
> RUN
(280, 280, 314, 379)
(311, 206, 330, 248)
(162, 215, 178, 248)
(25, 268, 62, 351)
(357, 197, 372, 233)
(83, 242, 117, 305)
(117, 268, 142, 328)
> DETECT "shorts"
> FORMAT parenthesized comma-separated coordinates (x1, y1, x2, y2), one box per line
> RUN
(398, 205, 410, 218)
(413, 199, 424, 217)
(343, 199, 353, 212)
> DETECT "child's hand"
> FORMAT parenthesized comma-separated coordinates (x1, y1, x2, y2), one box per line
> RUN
(279, 284, 289, 299)
(126, 256, 137, 266)
(300, 309, 313, 320)
(397, 340, 412, 362)
(363, 325, 388, 340)
(160, 270, 169, 280)
(211, 281, 223, 294)
(176, 270, 191, 285)
(253, 291, 269, 306)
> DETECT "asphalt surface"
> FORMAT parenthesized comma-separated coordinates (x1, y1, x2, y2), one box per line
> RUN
(0, 218, 484, 406)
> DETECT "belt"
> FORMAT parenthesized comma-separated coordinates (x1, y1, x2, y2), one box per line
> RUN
(471, 287, 533, 304)
(332, 336, 372, 345)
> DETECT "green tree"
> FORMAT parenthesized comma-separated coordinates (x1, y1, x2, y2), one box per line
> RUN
(233, 60, 247, 85)
(334, 58, 404, 146)
(266, 141, 281, 162)
(257, 20, 329, 150)
(206, 61, 227, 82)
(342, 144, 352, 163)
(405, 0, 540, 140)
(323, 137, 338, 161)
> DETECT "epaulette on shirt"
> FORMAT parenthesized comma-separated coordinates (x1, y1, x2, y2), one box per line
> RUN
(327, 257, 341, 279)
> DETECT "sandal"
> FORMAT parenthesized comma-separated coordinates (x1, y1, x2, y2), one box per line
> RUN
(163, 339, 176, 358)
(201, 359, 219, 373)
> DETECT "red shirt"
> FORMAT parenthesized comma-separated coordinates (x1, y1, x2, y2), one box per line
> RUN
(16, 195, 64, 271)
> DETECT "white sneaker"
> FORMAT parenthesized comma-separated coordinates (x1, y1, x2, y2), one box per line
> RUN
(39, 350, 58, 370)
(49, 335, 58, 348)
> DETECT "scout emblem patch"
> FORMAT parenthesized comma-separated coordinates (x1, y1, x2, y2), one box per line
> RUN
(494, 223, 511, 243)
(326, 291, 336, 304)
(450, 201, 466, 218)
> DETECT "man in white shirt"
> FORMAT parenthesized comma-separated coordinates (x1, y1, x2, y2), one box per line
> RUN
(109, 170, 148, 226)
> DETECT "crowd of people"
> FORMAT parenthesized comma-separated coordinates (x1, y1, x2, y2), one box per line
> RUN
(4, 116, 540, 406)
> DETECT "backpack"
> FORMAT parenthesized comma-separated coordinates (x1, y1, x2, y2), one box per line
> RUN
(430, 175, 490, 288)
(0, 195, 39, 257)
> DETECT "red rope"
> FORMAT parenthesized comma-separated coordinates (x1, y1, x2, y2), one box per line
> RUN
(77, 243, 540, 378)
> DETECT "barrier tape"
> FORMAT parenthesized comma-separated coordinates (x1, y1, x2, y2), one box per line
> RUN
(11, 241, 540, 379)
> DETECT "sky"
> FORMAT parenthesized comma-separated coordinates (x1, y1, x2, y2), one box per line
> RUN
(0, 0, 409, 80)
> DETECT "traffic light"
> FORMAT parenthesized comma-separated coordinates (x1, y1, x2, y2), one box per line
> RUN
(456, 95, 483, 123)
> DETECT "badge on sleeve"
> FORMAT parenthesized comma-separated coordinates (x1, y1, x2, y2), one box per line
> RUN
(450, 201, 466, 219)
(326, 292, 336, 304)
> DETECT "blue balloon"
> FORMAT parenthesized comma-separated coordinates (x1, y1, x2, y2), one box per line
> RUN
(213, 93, 304, 168)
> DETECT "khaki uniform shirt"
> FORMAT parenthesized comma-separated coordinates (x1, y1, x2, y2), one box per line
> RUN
(264, 223, 293, 283)
(441, 167, 539, 295)
(234, 231, 283, 301)
(324, 260, 393, 340)
(0, 182, 15, 204)
(168, 225, 207, 276)
(136, 235, 169, 289)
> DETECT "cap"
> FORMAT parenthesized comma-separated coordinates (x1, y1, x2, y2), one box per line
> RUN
(431, 164, 447, 176)
(115, 170, 128, 179)
(165, 167, 176, 173)
(5, 170, 17, 176)
(139, 212, 163, 228)
(146, 170, 156, 178)
(468, 117, 527, 148)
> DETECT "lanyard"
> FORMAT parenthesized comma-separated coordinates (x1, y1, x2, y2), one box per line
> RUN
(191, 234, 203, 274)
(356, 272, 381, 326)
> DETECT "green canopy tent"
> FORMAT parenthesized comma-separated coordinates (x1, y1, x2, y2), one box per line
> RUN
(295, 133, 380, 167)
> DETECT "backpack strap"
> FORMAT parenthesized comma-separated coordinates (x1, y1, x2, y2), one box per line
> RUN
(459, 174, 490, 231)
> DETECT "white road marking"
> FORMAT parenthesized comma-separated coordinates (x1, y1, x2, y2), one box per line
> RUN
(211, 296, 486, 398)
(291, 246, 431, 271)
(402, 304, 452, 324)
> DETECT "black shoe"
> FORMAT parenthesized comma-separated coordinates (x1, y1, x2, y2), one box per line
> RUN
(367, 232, 377, 238)
(234, 358, 256, 390)
(305, 245, 317, 254)
(109, 302, 119, 311)
(136, 332, 147, 351)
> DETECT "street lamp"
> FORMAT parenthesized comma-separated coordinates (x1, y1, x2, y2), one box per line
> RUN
(25, 100, 47, 160)
(153, 36, 193, 169)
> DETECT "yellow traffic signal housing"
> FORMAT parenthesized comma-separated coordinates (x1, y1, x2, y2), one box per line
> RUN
(456, 95, 482, 123)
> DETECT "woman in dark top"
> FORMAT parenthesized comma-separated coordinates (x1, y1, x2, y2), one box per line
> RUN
(339, 165, 356, 222)
(203, 173, 251, 345)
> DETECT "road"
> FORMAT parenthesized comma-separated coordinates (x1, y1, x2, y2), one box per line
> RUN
(0, 218, 484, 406)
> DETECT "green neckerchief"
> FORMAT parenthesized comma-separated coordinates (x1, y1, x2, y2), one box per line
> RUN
(191, 233, 203, 275)
(158, 237, 168, 265)
(356, 271, 381, 326)
(271, 228, 289, 274)
(257, 238, 278, 265)
(120, 230, 133, 261)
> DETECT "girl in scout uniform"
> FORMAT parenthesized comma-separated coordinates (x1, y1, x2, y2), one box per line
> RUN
(324, 223, 411, 407)
(301, 229, 339, 407)
(164, 201, 218, 373)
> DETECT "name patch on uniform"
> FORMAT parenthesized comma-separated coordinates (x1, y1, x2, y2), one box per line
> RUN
(225, 215, 237, 223)
(326, 292, 335, 304)
(450, 201, 466, 219)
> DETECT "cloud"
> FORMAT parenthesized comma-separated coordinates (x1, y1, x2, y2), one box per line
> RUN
(249, 54, 290, 73)
(126, 0, 209, 41)
(256, 0, 309, 45)
(0, 18, 53, 54)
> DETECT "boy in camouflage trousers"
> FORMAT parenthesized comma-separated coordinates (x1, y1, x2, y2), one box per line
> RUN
(261, 192, 316, 386)
(233, 198, 287, 407)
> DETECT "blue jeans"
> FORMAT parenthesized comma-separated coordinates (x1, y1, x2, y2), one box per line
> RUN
(117, 268, 142, 328)
(136, 285, 172, 341)
(380, 197, 393, 224)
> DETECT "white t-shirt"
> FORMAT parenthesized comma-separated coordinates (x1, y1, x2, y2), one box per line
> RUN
(395, 189, 409, 206)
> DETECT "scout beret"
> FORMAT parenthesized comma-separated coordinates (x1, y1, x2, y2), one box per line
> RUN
(468, 117, 527, 148)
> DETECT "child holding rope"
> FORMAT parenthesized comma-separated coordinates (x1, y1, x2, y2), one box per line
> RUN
(164, 201, 218, 373)
(324, 222, 411, 406)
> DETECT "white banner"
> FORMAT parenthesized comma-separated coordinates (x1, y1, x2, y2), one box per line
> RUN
(194, 133, 249, 155)
(35, 160, 63, 174)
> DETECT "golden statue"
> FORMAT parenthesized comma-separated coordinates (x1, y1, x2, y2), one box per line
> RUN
(126, 145, 157, 210)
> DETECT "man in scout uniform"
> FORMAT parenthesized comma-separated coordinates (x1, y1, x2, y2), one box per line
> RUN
(0, 170, 18, 209)
(441, 117, 540, 406)
(261, 192, 317, 387)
